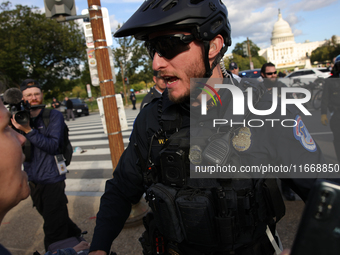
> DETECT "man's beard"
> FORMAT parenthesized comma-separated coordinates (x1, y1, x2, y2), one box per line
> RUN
(263, 78, 277, 89)
(169, 90, 190, 104)
(30, 99, 43, 105)
(168, 55, 206, 104)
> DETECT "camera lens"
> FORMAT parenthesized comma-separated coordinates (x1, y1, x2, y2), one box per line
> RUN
(166, 167, 179, 179)
(167, 155, 175, 162)
(15, 111, 30, 125)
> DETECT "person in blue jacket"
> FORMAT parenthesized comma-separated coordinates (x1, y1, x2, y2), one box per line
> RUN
(0, 98, 89, 255)
(11, 79, 81, 251)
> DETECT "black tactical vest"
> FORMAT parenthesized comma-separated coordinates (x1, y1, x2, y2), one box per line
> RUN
(141, 82, 284, 252)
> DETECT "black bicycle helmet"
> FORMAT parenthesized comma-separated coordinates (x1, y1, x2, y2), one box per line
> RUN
(114, 0, 231, 77)
(114, 0, 231, 43)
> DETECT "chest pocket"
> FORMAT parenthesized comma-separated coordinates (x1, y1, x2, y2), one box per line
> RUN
(146, 183, 218, 246)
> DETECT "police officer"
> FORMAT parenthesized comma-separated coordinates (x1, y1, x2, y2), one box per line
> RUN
(140, 70, 166, 110)
(321, 55, 340, 163)
(89, 0, 325, 254)
(130, 89, 137, 110)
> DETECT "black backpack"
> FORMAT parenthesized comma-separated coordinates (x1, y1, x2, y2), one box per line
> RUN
(43, 108, 73, 166)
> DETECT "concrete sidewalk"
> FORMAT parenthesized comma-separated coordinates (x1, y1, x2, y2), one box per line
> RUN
(0, 193, 304, 255)
(0, 194, 145, 255)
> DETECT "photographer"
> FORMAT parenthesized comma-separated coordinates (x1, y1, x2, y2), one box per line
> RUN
(10, 79, 81, 251)
(0, 98, 89, 255)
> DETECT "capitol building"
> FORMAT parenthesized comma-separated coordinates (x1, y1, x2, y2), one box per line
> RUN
(258, 10, 337, 69)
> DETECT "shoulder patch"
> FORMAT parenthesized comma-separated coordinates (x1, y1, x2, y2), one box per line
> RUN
(293, 115, 317, 152)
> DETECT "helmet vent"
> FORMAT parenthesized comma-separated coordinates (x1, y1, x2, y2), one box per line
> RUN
(211, 19, 222, 32)
(162, 0, 178, 11)
(152, 0, 164, 9)
(190, 0, 204, 4)
(143, 0, 156, 12)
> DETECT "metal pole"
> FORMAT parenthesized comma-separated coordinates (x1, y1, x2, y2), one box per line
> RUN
(87, 0, 124, 168)
(247, 37, 253, 70)
(55, 14, 89, 22)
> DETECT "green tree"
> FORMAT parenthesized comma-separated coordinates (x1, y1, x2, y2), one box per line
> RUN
(224, 53, 266, 71)
(112, 24, 153, 94)
(233, 40, 261, 57)
(311, 35, 340, 63)
(131, 81, 146, 92)
(0, 2, 86, 91)
(72, 85, 87, 99)
(228, 40, 266, 71)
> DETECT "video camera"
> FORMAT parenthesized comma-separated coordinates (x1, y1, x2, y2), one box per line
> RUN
(3, 88, 45, 125)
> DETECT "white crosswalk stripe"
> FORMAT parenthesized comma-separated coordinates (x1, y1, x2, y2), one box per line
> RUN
(64, 108, 139, 194)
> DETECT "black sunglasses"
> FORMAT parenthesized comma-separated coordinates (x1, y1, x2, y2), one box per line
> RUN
(145, 34, 195, 60)
(265, 71, 277, 75)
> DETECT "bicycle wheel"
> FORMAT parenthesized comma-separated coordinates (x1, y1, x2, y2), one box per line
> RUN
(312, 89, 323, 110)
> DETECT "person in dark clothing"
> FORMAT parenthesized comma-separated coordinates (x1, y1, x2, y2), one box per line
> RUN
(129, 89, 137, 110)
(65, 97, 75, 121)
(140, 70, 166, 110)
(260, 62, 287, 90)
(88, 1, 326, 255)
(52, 97, 61, 109)
(11, 80, 81, 251)
(321, 55, 340, 163)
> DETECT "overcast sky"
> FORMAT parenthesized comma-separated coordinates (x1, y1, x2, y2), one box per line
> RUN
(5, 0, 340, 51)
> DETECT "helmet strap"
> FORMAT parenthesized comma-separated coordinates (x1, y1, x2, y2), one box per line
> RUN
(203, 41, 228, 78)
(203, 41, 212, 78)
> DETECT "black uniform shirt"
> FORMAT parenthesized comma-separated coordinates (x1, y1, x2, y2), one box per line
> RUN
(140, 86, 163, 110)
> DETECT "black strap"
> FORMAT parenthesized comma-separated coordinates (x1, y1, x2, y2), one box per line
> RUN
(264, 179, 285, 223)
(23, 109, 52, 162)
(23, 138, 32, 162)
(42, 108, 64, 155)
(42, 108, 51, 127)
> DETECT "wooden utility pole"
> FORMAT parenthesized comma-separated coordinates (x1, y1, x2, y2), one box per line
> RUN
(87, 0, 124, 168)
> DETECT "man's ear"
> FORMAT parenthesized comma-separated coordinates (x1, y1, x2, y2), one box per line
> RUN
(153, 76, 157, 83)
(208, 35, 224, 60)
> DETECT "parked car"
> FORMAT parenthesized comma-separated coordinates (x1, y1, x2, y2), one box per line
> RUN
(238, 69, 264, 83)
(60, 98, 89, 117)
(283, 68, 331, 86)
(239, 68, 262, 79)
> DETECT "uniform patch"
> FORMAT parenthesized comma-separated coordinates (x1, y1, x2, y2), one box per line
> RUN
(189, 145, 203, 165)
(232, 127, 252, 152)
(293, 115, 317, 152)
